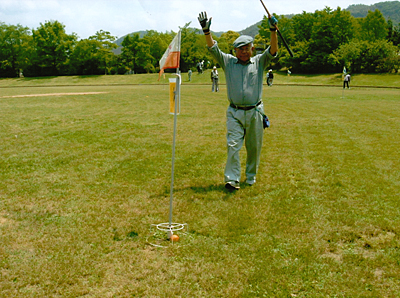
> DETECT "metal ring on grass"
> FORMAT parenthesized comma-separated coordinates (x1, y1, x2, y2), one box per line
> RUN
(147, 223, 188, 248)
(153, 222, 186, 233)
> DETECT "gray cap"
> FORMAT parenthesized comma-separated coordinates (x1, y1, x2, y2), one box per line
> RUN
(232, 35, 253, 48)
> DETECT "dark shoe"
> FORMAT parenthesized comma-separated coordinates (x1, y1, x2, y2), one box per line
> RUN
(225, 182, 240, 191)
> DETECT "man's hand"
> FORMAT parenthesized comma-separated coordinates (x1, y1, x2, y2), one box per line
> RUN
(198, 11, 212, 34)
(268, 16, 278, 31)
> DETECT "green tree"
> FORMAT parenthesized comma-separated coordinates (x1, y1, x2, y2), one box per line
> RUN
(135, 40, 154, 73)
(0, 23, 32, 77)
(120, 31, 172, 74)
(253, 34, 266, 52)
(267, 11, 316, 71)
(218, 30, 240, 54)
(69, 38, 103, 75)
(333, 39, 399, 73)
(330, 8, 356, 46)
(357, 10, 388, 41)
(281, 7, 356, 73)
(387, 19, 394, 42)
(258, 14, 293, 70)
(31, 20, 77, 76)
(393, 22, 400, 46)
(141, 30, 171, 73)
(120, 33, 141, 73)
(180, 23, 208, 72)
(143, 31, 169, 60)
(89, 30, 118, 74)
(259, 14, 294, 52)
(388, 20, 400, 46)
(291, 11, 316, 43)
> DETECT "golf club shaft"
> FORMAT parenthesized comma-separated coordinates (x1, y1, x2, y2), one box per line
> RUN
(259, 0, 294, 57)
(260, 0, 272, 18)
(277, 28, 294, 57)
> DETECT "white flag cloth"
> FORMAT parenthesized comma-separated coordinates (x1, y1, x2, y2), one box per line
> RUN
(159, 31, 181, 79)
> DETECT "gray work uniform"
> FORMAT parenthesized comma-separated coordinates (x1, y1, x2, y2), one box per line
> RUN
(208, 41, 275, 185)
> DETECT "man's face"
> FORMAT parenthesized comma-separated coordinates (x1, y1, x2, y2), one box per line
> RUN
(235, 43, 254, 62)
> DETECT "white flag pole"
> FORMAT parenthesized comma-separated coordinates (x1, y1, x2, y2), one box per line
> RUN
(150, 31, 186, 246)
(168, 72, 180, 232)
(168, 30, 182, 233)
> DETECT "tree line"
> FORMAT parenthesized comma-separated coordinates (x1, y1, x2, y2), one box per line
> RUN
(268, 7, 400, 73)
(1, 7, 400, 78)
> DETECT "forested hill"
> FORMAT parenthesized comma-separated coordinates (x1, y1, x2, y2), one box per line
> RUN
(116, 1, 399, 45)
(239, 1, 400, 37)
(347, 1, 400, 24)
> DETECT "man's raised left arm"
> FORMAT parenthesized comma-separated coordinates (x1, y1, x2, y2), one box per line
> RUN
(269, 16, 279, 56)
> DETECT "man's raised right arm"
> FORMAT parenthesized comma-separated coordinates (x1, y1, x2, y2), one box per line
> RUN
(198, 11, 215, 48)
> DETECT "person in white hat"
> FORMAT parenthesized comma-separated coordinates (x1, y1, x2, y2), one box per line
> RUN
(266, 69, 274, 86)
(198, 11, 278, 191)
(211, 66, 219, 92)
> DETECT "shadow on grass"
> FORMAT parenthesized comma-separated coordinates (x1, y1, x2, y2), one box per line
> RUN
(188, 183, 246, 200)
(75, 75, 103, 80)
(152, 183, 243, 201)
(188, 183, 227, 193)
(22, 76, 59, 81)
(184, 182, 255, 195)
(192, 182, 256, 191)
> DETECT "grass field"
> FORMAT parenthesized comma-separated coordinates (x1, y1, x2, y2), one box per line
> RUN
(1, 74, 400, 297)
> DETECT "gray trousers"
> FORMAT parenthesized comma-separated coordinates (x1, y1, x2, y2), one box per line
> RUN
(212, 78, 219, 92)
(224, 103, 264, 185)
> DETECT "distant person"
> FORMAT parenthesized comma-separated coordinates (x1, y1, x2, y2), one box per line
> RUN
(266, 69, 274, 86)
(211, 66, 219, 92)
(287, 69, 291, 76)
(196, 62, 202, 74)
(188, 69, 192, 81)
(343, 73, 351, 89)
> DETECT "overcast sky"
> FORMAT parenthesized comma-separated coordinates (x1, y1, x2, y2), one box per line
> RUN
(0, 0, 384, 39)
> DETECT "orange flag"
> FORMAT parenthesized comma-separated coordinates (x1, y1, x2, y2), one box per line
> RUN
(158, 31, 181, 80)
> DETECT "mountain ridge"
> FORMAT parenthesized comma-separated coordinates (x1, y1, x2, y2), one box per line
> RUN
(115, 1, 399, 46)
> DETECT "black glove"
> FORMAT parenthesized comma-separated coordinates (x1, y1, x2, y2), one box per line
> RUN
(198, 11, 212, 34)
